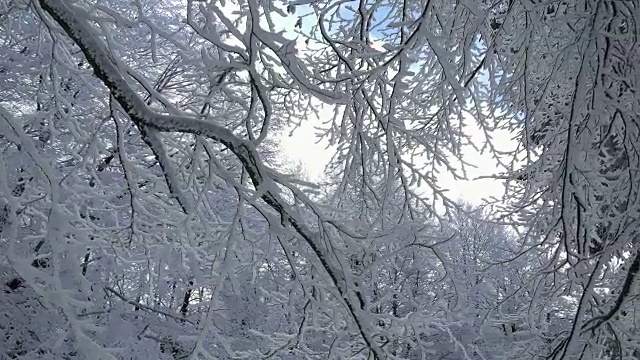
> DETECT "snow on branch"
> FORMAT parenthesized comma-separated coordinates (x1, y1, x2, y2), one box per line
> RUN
(38, 0, 385, 357)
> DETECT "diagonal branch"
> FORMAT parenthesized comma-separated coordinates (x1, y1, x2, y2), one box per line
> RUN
(581, 249, 640, 333)
(104, 286, 195, 325)
(37, 0, 384, 358)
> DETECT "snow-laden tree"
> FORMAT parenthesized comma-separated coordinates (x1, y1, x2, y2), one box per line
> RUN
(0, 0, 638, 359)
(487, 0, 640, 358)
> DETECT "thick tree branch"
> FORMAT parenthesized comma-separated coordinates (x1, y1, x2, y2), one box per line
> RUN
(38, 0, 383, 357)
(581, 249, 640, 333)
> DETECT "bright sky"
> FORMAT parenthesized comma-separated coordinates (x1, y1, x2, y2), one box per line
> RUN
(279, 110, 515, 205)
(213, 2, 515, 204)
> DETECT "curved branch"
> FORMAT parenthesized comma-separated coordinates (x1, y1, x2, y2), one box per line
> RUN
(38, 0, 384, 358)
(581, 249, 640, 333)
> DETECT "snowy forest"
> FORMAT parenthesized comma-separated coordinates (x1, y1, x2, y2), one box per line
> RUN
(0, 0, 639, 359)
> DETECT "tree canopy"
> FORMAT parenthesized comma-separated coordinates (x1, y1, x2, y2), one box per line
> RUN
(0, 0, 638, 359)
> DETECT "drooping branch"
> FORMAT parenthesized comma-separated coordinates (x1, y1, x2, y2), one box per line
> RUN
(581, 249, 640, 333)
(37, 0, 384, 357)
(104, 286, 195, 325)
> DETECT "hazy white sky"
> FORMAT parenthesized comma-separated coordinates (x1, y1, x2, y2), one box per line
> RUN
(212, 2, 514, 204)
(279, 109, 515, 205)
